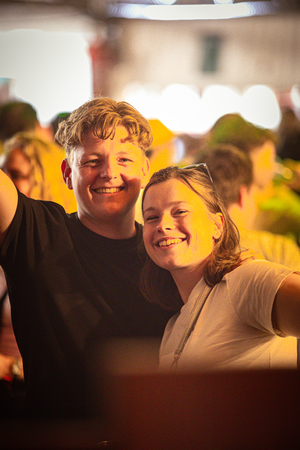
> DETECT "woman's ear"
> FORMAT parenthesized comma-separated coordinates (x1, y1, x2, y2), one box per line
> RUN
(61, 159, 73, 190)
(213, 213, 224, 240)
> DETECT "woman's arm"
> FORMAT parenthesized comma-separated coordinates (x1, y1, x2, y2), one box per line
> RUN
(272, 273, 300, 337)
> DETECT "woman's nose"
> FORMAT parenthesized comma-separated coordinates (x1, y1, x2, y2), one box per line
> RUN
(156, 215, 174, 232)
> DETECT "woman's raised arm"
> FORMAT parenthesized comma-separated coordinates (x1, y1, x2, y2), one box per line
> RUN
(272, 273, 300, 338)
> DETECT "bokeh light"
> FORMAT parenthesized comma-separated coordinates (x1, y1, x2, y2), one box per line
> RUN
(291, 85, 300, 109)
(240, 85, 281, 129)
(0, 29, 92, 125)
(158, 84, 206, 134)
(201, 84, 241, 129)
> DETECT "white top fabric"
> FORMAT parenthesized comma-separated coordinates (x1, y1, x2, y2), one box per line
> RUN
(159, 260, 298, 372)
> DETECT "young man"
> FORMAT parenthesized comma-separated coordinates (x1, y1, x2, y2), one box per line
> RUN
(205, 113, 300, 243)
(0, 98, 174, 420)
(197, 144, 300, 271)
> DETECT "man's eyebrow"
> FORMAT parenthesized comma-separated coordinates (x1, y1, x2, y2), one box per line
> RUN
(116, 150, 133, 154)
(120, 136, 138, 144)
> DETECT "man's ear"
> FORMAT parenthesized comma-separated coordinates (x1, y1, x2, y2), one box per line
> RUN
(61, 159, 73, 190)
(238, 185, 248, 209)
(140, 157, 150, 189)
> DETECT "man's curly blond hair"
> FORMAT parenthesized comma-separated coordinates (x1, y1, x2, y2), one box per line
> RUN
(55, 97, 153, 164)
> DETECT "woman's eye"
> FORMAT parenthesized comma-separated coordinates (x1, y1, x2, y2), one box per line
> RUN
(174, 209, 188, 216)
(144, 215, 159, 222)
(9, 171, 29, 181)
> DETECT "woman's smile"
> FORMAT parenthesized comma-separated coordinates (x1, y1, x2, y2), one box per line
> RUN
(155, 237, 186, 248)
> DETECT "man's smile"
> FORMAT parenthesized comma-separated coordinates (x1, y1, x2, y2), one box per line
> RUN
(93, 186, 125, 194)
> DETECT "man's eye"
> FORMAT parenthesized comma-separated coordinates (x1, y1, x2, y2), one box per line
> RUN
(119, 157, 133, 163)
(84, 159, 99, 166)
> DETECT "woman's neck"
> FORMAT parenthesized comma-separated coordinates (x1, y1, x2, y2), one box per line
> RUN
(171, 265, 205, 304)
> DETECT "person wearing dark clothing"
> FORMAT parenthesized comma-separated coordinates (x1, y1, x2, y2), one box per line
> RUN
(0, 97, 175, 420)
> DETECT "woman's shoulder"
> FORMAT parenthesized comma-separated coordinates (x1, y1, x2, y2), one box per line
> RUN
(224, 258, 294, 281)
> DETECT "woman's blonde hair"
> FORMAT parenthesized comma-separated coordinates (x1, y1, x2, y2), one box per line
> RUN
(2, 132, 77, 212)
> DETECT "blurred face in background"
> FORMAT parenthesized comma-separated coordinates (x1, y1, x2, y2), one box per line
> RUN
(250, 140, 277, 190)
(2, 147, 32, 197)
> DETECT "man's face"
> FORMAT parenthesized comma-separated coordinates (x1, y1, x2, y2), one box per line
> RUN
(62, 126, 149, 232)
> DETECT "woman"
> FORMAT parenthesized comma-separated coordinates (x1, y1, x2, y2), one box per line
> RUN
(141, 164, 300, 371)
(1, 132, 77, 211)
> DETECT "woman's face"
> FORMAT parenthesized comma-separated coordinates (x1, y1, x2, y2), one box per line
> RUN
(2, 147, 32, 196)
(143, 178, 223, 277)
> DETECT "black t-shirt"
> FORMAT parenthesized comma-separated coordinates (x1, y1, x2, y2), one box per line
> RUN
(0, 192, 174, 419)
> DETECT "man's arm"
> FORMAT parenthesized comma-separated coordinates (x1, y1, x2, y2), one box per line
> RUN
(0, 169, 18, 246)
(272, 273, 300, 338)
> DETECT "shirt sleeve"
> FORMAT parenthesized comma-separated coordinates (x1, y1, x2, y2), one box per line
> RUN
(226, 260, 294, 335)
(0, 191, 66, 273)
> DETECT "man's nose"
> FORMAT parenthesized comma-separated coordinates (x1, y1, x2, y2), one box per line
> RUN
(99, 160, 117, 180)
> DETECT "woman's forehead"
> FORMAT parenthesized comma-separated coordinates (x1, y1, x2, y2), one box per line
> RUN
(144, 178, 206, 206)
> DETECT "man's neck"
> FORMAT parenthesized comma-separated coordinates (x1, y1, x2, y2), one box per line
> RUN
(78, 212, 137, 239)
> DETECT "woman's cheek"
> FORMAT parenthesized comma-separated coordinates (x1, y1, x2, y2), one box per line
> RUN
(143, 228, 154, 255)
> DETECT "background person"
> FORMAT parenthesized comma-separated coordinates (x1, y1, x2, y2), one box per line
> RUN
(204, 113, 300, 244)
(276, 107, 300, 195)
(1, 132, 77, 212)
(141, 165, 300, 372)
(196, 144, 300, 270)
(0, 100, 52, 144)
(277, 107, 300, 162)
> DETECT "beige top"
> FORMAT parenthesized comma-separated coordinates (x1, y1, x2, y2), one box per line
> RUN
(159, 260, 297, 372)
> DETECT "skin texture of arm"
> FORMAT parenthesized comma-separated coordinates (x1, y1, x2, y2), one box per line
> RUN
(0, 353, 14, 379)
(272, 273, 300, 338)
(0, 169, 18, 246)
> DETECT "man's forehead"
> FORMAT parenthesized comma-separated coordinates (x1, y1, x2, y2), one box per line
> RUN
(83, 125, 131, 141)
(73, 135, 143, 161)
(81, 127, 139, 148)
